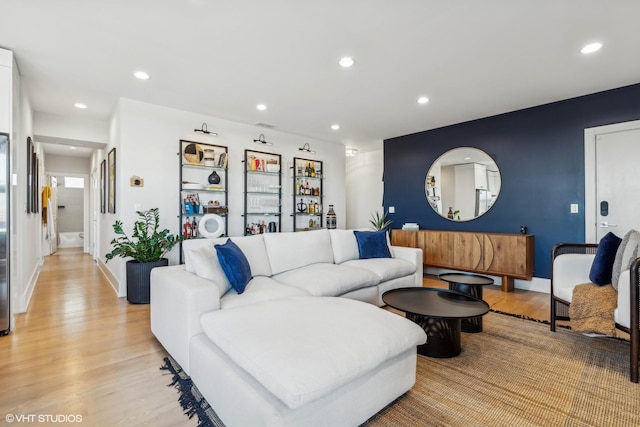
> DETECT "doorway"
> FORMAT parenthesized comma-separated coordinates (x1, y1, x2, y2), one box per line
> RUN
(46, 173, 90, 253)
(585, 119, 640, 242)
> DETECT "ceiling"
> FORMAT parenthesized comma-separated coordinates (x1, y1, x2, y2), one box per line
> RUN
(2, 1, 639, 156)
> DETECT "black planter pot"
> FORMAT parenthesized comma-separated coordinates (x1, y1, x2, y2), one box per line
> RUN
(126, 258, 169, 304)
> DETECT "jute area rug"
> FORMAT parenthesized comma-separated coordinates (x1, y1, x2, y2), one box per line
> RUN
(363, 312, 639, 427)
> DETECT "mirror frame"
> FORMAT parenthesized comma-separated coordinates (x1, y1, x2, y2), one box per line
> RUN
(425, 147, 501, 221)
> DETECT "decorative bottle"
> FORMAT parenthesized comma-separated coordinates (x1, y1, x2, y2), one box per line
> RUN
(191, 217, 198, 238)
(447, 207, 454, 219)
(326, 205, 337, 229)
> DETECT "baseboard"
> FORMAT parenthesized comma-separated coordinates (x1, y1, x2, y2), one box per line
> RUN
(18, 263, 42, 313)
(96, 258, 123, 297)
(425, 267, 550, 294)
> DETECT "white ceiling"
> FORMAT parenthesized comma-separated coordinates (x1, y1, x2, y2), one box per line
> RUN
(2, 1, 639, 156)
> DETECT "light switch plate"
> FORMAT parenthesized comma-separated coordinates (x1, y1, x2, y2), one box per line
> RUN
(389, 206, 395, 213)
(570, 203, 579, 213)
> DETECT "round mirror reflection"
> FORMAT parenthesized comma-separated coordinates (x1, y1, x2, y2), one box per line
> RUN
(425, 147, 501, 221)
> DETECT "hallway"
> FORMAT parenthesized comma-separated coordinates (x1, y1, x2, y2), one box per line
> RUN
(0, 249, 193, 426)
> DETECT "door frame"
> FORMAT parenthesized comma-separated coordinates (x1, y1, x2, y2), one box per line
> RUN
(584, 119, 640, 242)
(47, 171, 91, 253)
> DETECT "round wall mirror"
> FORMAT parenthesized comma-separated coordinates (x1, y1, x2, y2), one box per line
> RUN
(425, 147, 501, 221)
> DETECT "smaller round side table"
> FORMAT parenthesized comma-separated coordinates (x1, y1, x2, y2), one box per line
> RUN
(438, 272, 494, 333)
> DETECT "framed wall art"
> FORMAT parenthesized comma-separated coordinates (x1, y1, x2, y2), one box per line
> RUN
(26, 136, 32, 213)
(33, 155, 39, 213)
(108, 148, 116, 213)
(100, 159, 106, 213)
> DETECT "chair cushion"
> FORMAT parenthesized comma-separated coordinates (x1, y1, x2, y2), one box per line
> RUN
(215, 239, 252, 294)
(612, 229, 640, 290)
(200, 296, 427, 409)
(354, 230, 392, 259)
(589, 231, 622, 285)
(615, 269, 631, 328)
(272, 263, 380, 297)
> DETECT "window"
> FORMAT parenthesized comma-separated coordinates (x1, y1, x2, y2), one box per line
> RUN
(64, 177, 84, 189)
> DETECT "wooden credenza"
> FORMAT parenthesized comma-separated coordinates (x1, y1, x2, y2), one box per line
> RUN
(391, 229, 534, 292)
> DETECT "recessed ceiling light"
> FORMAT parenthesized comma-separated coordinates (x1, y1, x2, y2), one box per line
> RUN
(256, 104, 267, 111)
(580, 42, 603, 54)
(74, 103, 87, 109)
(331, 124, 340, 130)
(69, 146, 77, 150)
(345, 148, 358, 157)
(339, 57, 355, 68)
(133, 70, 150, 80)
(417, 96, 430, 104)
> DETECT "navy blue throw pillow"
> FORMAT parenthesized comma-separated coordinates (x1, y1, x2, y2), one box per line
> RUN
(354, 230, 392, 259)
(589, 231, 622, 286)
(214, 239, 252, 294)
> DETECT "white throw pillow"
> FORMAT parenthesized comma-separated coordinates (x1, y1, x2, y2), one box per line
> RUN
(232, 234, 272, 277)
(611, 229, 640, 290)
(184, 245, 231, 296)
(329, 229, 360, 264)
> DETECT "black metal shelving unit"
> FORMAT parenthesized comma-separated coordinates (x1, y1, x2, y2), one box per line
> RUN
(292, 156, 323, 231)
(243, 149, 282, 235)
(178, 139, 228, 262)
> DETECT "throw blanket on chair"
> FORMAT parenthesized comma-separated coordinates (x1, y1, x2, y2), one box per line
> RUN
(569, 283, 617, 336)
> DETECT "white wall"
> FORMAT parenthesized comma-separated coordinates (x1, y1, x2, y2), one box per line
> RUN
(33, 111, 109, 144)
(0, 49, 11, 132)
(100, 98, 346, 297)
(46, 154, 90, 174)
(345, 149, 384, 230)
(2, 48, 43, 319)
(55, 183, 84, 233)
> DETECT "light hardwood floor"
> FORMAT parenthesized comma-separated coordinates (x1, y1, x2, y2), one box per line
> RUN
(0, 250, 551, 426)
(423, 275, 551, 322)
(0, 249, 193, 426)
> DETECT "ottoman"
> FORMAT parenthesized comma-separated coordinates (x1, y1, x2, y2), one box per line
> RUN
(189, 296, 427, 427)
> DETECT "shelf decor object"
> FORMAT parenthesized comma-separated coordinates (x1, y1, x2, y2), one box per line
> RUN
(243, 149, 282, 235)
(178, 139, 228, 262)
(292, 156, 323, 232)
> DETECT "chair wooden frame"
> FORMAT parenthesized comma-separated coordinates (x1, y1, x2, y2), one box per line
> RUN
(550, 243, 640, 383)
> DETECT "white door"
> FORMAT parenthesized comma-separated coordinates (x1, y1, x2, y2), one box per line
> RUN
(91, 171, 98, 260)
(49, 176, 58, 253)
(585, 120, 640, 242)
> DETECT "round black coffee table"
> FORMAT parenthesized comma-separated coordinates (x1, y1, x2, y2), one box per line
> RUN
(382, 287, 490, 358)
(438, 273, 494, 333)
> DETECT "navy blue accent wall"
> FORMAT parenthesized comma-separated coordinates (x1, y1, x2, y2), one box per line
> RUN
(384, 83, 640, 279)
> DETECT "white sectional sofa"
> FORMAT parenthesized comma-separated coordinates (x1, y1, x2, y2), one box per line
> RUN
(150, 229, 425, 426)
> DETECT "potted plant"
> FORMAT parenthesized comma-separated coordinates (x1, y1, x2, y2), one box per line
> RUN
(369, 210, 393, 231)
(106, 208, 184, 303)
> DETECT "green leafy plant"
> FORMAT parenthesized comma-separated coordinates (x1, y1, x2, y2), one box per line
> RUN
(105, 208, 184, 263)
(369, 210, 393, 231)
